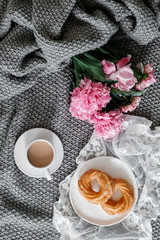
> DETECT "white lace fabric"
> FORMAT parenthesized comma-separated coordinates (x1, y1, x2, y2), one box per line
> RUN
(53, 115, 160, 240)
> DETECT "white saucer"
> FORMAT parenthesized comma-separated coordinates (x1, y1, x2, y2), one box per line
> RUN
(70, 156, 138, 226)
(14, 128, 64, 178)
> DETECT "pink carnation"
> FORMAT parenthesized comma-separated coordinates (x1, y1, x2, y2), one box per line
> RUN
(135, 63, 156, 90)
(121, 97, 141, 113)
(70, 77, 111, 121)
(91, 109, 123, 139)
(101, 55, 137, 91)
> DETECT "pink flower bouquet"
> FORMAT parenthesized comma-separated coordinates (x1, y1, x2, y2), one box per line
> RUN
(70, 46, 156, 139)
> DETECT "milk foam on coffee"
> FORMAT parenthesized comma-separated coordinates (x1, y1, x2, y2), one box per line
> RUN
(27, 141, 54, 168)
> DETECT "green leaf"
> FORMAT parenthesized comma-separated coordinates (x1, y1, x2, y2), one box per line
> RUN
(98, 47, 110, 55)
(98, 47, 120, 62)
(72, 81, 76, 89)
(83, 53, 99, 61)
(143, 73, 148, 79)
(130, 63, 143, 82)
(72, 57, 83, 86)
(131, 64, 141, 75)
(105, 46, 120, 58)
(99, 46, 125, 60)
(111, 88, 148, 97)
(140, 62, 144, 75)
(111, 88, 131, 96)
(105, 45, 129, 59)
(133, 71, 141, 81)
(74, 56, 110, 83)
(131, 89, 148, 97)
(106, 79, 118, 85)
(83, 71, 97, 82)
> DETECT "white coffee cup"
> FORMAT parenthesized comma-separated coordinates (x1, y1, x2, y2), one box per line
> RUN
(26, 139, 55, 180)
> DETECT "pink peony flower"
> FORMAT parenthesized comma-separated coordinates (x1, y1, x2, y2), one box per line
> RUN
(101, 60, 116, 75)
(91, 109, 123, 139)
(135, 63, 156, 90)
(121, 97, 141, 113)
(70, 77, 111, 121)
(101, 55, 137, 91)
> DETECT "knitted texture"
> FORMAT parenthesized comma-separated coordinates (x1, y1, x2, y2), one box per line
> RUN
(0, 0, 159, 239)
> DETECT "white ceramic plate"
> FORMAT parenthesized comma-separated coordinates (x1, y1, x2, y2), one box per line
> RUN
(14, 128, 64, 178)
(70, 156, 138, 226)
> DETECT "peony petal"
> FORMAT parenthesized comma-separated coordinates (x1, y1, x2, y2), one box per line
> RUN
(84, 76, 90, 82)
(144, 63, 154, 74)
(121, 97, 141, 113)
(101, 60, 116, 75)
(114, 66, 134, 81)
(70, 87, 80, 96)
(116, 55, 131, 70)
(92, 110, 123, 139)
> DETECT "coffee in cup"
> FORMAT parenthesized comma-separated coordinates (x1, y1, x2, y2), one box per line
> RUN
(27, 139, 54, 180)
(27, 140, 54, 168)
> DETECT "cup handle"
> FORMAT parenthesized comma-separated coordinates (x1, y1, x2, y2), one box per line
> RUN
(44, 168, 52, 181)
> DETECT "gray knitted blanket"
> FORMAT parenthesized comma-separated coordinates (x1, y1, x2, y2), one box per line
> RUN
(0, 0, 159, 239)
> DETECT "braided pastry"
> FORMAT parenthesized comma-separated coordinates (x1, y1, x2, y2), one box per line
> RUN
(101, 178, 134, 215)
(78, 169, 114, 204)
